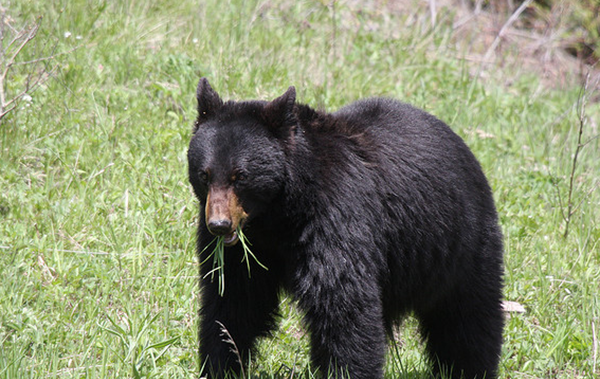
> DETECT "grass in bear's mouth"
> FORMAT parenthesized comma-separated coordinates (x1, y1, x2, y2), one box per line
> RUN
(201, 227, 267, 296)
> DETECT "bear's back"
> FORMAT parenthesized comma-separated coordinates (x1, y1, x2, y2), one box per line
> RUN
(333, 97, 456, 143)
(331, 98, 479, 177)
(328, 97, 497, 240)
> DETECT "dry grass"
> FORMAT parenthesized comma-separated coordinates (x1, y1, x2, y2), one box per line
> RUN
(343, 0, 599, 89)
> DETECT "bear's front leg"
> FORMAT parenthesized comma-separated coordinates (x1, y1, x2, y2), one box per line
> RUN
(199, 246, 280, 379)
(294, 244, 387, 379)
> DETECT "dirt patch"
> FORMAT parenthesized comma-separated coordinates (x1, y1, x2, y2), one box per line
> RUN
(344, 0, 599, 91)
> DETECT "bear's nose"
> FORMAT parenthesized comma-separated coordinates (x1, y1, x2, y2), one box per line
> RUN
(207, 219, 233, 236)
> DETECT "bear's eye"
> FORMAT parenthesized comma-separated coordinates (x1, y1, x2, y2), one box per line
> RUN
(232, 171, 247, 184)
(199, 171, 210, 184)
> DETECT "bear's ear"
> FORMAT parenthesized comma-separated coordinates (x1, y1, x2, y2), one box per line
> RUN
(195, 78, 223, 127)
(262, 86, 297, 136)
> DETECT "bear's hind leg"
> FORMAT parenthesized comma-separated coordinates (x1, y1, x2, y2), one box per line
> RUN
(417, 280, 504, 379)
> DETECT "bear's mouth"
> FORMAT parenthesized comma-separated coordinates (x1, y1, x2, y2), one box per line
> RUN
(223, 230, 239, 247)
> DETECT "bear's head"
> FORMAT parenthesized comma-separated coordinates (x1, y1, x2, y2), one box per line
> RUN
(188, 78, 297, 246)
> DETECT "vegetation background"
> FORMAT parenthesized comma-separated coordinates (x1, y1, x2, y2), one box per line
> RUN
(1, 0, 598, 378)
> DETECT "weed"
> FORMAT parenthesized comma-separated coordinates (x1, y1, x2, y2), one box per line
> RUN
(555, 72, 600, 238)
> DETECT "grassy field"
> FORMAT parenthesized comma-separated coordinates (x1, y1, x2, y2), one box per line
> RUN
(1, 0, 599, 378)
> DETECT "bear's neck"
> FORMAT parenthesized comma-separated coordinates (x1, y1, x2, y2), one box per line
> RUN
(282, 105, 345, 223)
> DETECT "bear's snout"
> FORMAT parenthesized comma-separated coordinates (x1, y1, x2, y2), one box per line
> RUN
(207, 218, 233, 236)
(205, 186, 248, 246)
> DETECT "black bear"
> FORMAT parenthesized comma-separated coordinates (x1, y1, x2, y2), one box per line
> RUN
(188, 78, 504, 379)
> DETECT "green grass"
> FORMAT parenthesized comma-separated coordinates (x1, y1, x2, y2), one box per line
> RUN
(1, 0, 599, 378)
(202, 227, 266, 296)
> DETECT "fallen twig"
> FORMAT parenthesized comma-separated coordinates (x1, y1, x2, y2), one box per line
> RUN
(0, 10, 66, 121)
(482, 0, 535, 64)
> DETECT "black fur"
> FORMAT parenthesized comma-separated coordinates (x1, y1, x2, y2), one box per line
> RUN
(188, 79, 504, 379)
